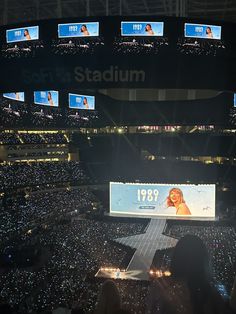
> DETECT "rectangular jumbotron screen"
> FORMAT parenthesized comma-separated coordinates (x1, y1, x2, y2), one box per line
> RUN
(184, 23, 221, 40)
(58, 22, 99, 38)
(6, 26, 39, 43)
(121, 21, 164, 36)
(110, 182, 215, 218)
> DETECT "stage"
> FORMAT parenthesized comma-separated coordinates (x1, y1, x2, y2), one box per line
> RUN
(96, 215, 220, 281)
(96, 218, 178, 280)
(95, 268, 147, 281)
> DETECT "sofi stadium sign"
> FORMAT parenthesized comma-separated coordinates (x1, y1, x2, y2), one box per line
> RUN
(21, 65, 146, 86)
(74, 66, 145, 83)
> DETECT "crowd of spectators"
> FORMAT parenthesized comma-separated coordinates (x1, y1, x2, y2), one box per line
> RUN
(43, 133, 68, 144)
(51, 37, 105, 55)
(1, 184, 236, 313)
(7, 151, 68, 160)
(0, 187, 147, 313)
(7, 144, 63, 152)
(0, 33, 229, 59)
(0, 101, 28, 128)
(0, 98, 99, 128)
(177, 37, 226, 56)
(1, 207, 236, 313)
(1, 37, 106, 59)
(20, 133, 68, 144)
(20, 133, 49, 144)
(29, 106, 64, 128)
(0, 132, 21, 145)
(113, 37, 169, 55)
(0, 161, 89, 190)
(0, 132, 68, 145)
(150, 248, 173, 274)
(1, 41, 45, 59)
(0, 188, 99, 246)
(114, 280, 148, 314)
(66, 110, 99, 128)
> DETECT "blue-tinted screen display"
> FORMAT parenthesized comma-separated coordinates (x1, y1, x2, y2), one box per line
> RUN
(3, 92, 25, 102)
(121, 21, 164, 36)
(184, 23, 221, 40)
(6, 26, 39, 43)
(110, 182, 215, 218)
(58, 22, 99, 38)
(34, 91, 59, 107)
(69, 93, 95, 110)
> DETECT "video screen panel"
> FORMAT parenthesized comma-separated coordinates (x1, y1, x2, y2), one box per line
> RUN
(34, 91, 59, 107)
(121, 21, 164, 36)
(69, 93, 95, 110)
(110, 182, 215, 218)
(6, 26, 39, 43)
(3, 92, 25, 102)
(234, 94, 236, 107)
(184, 23, 221, 40)
(58, 22, 99, 38)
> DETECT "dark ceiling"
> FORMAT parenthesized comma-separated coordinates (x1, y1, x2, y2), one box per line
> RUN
(0, 0, 235, 25)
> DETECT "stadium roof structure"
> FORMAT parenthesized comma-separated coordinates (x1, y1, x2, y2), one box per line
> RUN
(0, 0, 236, 25)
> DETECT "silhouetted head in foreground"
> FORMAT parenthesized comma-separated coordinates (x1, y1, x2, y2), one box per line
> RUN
(95, 280, 121, 314)
(170, 234, 210, 285)
(147, 235, 230, 314)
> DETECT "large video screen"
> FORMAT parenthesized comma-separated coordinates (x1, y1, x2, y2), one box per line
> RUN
(6, 26, 39, 43)
(69, 93, 95, 110)
(34, 91, 59, 107)
(110, 182, 215, 218)
(58, 22, 99, 38)
(184, 23, 221, 40)
(3, 92, 25, 102)
(121, 21, 164, 36)
(234, 94, 236, 107)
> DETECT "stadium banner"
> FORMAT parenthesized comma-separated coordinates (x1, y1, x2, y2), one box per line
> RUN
(184, 23, 221, 40)
(1, 57, 228, 91)
(34, 90, 59, 107)
(6, 26, 39, 43)
(3, 92, 25, 102)
(121, 21, 164, 36)
(58, 22, 99, 38)
(110, 182, 215, 218)
(69, 93, 95, 110)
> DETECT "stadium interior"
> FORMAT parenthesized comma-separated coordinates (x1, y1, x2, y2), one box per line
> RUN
(1, 1, 236, 314)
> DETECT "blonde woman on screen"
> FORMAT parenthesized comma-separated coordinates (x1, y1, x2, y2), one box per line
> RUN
(167, 188, 191, 215)
(24, 29, 31, 40)
(206, 26, 213, 38)
(145, 24, 154, 35)
(80, 24, 90, 36)
(83, 97, 89, 109)
(15, 92, 19, 100)
(47, 91, 54, 106)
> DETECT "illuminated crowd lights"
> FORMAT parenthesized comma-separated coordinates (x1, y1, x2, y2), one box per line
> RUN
(100, 267, 126, 272)
(149, 269, 171, 278)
